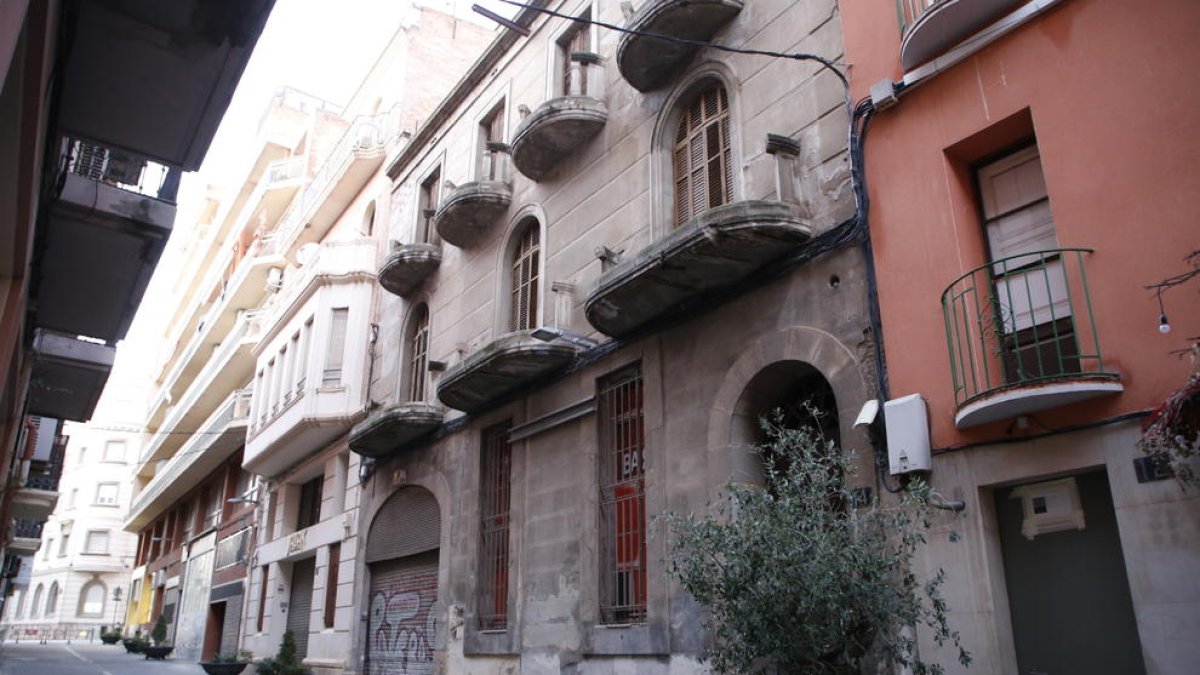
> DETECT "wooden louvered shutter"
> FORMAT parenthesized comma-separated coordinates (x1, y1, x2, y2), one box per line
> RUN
(509, 224, 540, 332)
(673, 84, 731, 228)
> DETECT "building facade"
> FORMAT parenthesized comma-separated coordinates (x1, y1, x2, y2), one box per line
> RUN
(839, 0, 1200, 673)
(345, 1, 870, 673)
(0, 0, 273, 600)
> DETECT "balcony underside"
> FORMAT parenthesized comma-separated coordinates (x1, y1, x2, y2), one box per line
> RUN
(901, 0, 1020, 71)
(27, 330, 116, 422)
(437, 331, 578, 413)
(36, 173, 174, 342)
(585, 200, 811, 338)
(378, 244, 442, 297)
(955, 376, 1123, 429)
(11, 487, 58, 522)
(433, 181, 512, 248)
(617, 0, 743, 92)
(9, 536, 42, 556)
(349, 403, 446, 458)
(510, 97, 608, 181)
(125, 423, 246, 531)
(292, 149, 387, 253)
(57, 0, 274, 171)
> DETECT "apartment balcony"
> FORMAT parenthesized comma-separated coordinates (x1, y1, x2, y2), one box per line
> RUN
(126, 390, 251, 531)
(12, 462, 61, 521)
(37, 140, 175, 344)
(10, 520, 45, 555)
(437, 331, 580, 413)
(243, 241, 376, 477)
(348, 402, 446, 458)
(146, 237, 286, 429)
(585, 201, 811, 338)
(140, 309, 264, 466)
(271, 110, 400, 258)
(942, 248, 1122, 428)
(510, 56, 607, 182)
(617, 0, 743, 92)
(897, 0, 1023, 71)
(378, 242, 442, 297)
(27, 329, 116, 422)
(433, 147, 512, 248)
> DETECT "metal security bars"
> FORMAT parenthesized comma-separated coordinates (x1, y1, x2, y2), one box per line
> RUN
(478, 422, 513, 630)
(941, 248, 1113, 406)
(597, 365, 647, 624)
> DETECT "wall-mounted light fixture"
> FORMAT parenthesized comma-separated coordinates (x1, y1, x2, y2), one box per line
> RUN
(531, 326, 599, 349)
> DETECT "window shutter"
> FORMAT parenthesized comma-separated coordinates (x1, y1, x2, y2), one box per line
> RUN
(673, 83, 731, 227)
(323, 308, 349, 386)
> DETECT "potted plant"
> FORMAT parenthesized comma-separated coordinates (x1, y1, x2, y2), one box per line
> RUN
(201, 650, 254, 675)
(143, 615, 174, 660)
(123, 633, 148, 654)
(100, 629, 122, 645)
(254, 630, 311, 675)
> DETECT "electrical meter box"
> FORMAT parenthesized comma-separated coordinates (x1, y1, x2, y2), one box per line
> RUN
(884, 394, 932, 475)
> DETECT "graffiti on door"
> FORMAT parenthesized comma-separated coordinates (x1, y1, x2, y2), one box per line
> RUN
(368, 562, 438, 675)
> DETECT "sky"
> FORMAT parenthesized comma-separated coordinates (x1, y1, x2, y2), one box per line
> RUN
(176, 0, 518, 219)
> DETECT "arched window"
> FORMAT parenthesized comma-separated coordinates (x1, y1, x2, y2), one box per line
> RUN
(30, 584, 43, 618)
(362, 201, 377, 237)
(406, 305, 430, 402)
(46, 581, 60, 616)
(78, 580, 107, 617)
(509, 220, 540, 332)
(13, 588, 26, 619)
(673, 82, 732, 227)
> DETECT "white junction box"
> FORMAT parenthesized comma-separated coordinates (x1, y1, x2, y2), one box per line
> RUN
(884, 394, 932, 475)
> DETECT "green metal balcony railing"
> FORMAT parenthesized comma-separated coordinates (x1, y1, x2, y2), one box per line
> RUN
(941, 248, 1115, 406)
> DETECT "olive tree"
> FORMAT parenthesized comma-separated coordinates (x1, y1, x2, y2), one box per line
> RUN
(666, 416, 970, 674)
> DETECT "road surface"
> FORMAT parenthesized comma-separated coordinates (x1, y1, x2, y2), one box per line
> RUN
(0, 641, 215, 675)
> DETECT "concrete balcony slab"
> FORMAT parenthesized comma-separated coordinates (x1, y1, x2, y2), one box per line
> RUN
(510, 96, 608, 181)
(349, 402, 446, 458)
(617, 0, 743, 92)
(379, 243, 442, 297)
(437, 331, 579, 413)
(433, 181, 512, 248)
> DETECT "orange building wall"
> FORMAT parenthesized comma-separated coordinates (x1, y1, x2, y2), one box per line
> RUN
(840, 0, 1200, 446)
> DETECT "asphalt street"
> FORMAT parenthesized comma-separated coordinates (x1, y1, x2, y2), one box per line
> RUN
(0, 642, 216, 675)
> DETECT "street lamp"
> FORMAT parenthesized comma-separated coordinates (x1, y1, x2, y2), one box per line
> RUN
(111, 586, 123, 629)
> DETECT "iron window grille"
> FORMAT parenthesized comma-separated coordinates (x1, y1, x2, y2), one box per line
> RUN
(597, 364, 648, 624)
(673, 83, 732, 228)
(477, 422, 513, 630)
(510, 223, 540, 332)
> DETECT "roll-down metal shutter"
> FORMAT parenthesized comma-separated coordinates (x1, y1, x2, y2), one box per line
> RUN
(286, 557, 316, 659)
(365, 487, 440, 563)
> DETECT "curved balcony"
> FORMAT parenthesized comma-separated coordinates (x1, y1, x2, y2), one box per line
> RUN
(348, 402, 446, 458)
(941, 248, 1121, 428)
(585, 200, 811, 338)
(897, 0, 1022, 71)
(433, 181, 512, 248)
(617, 0, 743, 92)
(511, 96, 608, 182)
(378, 243, 442, 297)
(437, 331, 579, 413)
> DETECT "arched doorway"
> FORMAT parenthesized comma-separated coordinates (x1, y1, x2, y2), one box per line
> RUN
(364, 486, 441, 675)
(729, 360, 839, 484)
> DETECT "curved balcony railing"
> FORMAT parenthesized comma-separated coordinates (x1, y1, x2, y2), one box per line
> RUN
(941, 248, 1117, 410)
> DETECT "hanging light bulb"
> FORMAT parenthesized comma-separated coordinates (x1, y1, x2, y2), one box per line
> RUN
(1159, 313, 1172, 334)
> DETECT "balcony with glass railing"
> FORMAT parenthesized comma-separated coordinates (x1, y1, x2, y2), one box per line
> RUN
(896, 0, 1024, 71)
(127, 389, 251, 531)
(941, 248, 1122, 428)
(270, 109, 402, 258)
(510, 53, 608, 182)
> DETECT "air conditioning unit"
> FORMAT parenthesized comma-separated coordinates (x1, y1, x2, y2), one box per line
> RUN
(265, 267, 283, 292)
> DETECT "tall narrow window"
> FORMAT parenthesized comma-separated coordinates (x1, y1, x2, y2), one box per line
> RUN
(509, 222, 540, 332)
(84, 530, 110, 555)
(297, 476, 324, 530)
(673, 83, 732, 227)
(479, 102, 506, 181)
(323, 543, 340, 629)
(362, 201, 377, 237)
(976, 144, 1076, 383)
(95, 482, 119, 506)
(417, 168, 441, 243)
(47, 582, 60, 615)
(323, 308, 349, 386)
(597, 364, 647, 624)
(559, 12, 592, 96)
(407, 306, 430, 402)
(478, 422, 513, 630)
(102, 440, 125, 462)
(257, 565, 269, 632)
(297, 318, 312, 392)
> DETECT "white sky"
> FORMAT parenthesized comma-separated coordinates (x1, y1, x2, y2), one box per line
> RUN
(176, 0, 518, 217)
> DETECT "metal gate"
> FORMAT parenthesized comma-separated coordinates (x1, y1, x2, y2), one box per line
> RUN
(286, 558, 316, 660)
(367, 551, 439, 675)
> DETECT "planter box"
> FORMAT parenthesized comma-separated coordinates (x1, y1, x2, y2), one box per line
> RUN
(143, 645, 174, 660)
(200, 662, 250, 675)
